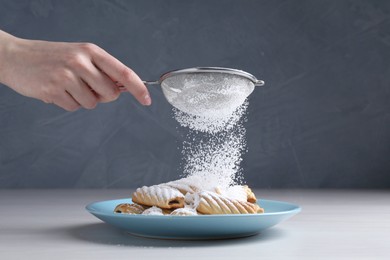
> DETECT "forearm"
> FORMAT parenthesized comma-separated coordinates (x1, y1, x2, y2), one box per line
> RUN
(0, 30, 19, 85)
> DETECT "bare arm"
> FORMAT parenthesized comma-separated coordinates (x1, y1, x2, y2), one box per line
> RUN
(0, 30, 151, 111)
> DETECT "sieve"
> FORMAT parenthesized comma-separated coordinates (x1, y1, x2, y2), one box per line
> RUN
(122, 67, 265, 116)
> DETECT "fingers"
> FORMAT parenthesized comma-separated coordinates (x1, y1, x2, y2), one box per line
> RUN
(54, 91, 81, 112)
(90, 47, 151, 106)
(46, 42, 151, 112)
(66, 79, 99, 109)
(78, 62, 120, 103)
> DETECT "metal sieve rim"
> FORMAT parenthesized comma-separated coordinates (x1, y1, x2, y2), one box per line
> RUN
(155, 67, 265, 87)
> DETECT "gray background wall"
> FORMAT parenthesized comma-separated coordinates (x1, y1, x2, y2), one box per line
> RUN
(0, 0, 389, 188)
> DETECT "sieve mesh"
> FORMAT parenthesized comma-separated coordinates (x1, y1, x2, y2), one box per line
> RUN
(161, 73, 255, 117)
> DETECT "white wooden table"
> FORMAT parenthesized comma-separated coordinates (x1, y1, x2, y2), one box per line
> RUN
(0, 189, 389, 259)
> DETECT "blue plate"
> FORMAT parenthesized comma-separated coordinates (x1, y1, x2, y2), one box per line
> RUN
(86, 198, 301, 240)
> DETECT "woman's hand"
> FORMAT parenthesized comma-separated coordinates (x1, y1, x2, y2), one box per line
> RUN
(0, 30, 151, 111)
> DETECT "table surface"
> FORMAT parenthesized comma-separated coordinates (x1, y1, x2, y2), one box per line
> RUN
(0, 189, 389, 260)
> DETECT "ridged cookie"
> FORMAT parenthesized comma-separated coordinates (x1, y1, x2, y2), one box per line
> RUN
(132, 185, 185, 209)
(196, 191, 264, 215)
(114, 203, 148, 214)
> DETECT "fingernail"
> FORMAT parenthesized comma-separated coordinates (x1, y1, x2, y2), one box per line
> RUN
(144, 94, 151, 106)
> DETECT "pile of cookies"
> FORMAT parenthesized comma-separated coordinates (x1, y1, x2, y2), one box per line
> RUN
(114, 177, 264, 216)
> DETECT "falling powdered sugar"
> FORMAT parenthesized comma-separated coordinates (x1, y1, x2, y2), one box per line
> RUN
(174, 103, 248, 134)
(174, 99, 249, 191)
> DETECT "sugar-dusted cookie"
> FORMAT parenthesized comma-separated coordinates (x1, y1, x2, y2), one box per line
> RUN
(196, 191, 264, 215)
(114, 203, 148, 214)
(141, 206, 173, 215)
(222, 185, 257, 203)
(132, 185, 185, 209)
(162, 176, 201, 195)
(170, 207, 198, 216)
(142, 206, 164, 215)
(243, 185, 257, 203)
(223, 186, 248, 202)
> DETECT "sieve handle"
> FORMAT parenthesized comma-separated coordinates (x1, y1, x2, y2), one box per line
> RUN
(255, 79, 265, 87)
(117, 80, 159, 92)
(143, 80, 159, 85)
